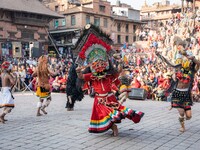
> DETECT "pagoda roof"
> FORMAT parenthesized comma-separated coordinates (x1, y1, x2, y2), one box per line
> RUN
(0, 0, 63, 18)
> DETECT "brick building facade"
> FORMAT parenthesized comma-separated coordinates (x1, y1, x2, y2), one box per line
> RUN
(0, 0, 62, 59)
(42, 0, 142, 55)
(140, 0, 181, 30)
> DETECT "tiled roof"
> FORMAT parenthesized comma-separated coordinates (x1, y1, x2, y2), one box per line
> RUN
(0, 0, 63, 18)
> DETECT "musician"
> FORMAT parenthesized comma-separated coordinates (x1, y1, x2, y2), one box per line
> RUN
(0, 61, 17, 123)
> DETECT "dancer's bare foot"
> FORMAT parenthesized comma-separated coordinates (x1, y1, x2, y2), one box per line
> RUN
(0, 117, 5, 124)
(179, 117, 185, 132)
(2, 117, 7, 121)
(41, 108, 47, 114)
(111, 124, 118, 136)
(36, 113, 42, 116)
(168, 106, 172, 111)
(1, 116, 8, 122)
(179, 126, 185, 132)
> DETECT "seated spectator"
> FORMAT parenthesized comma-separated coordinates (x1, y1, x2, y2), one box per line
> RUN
(59, 75, 67, 93)
(152, 73, 172, 101)
(24, 70, 33, 90)
(49, 76, 55, 92)
(131, 76, 141, 88)
(52, 76, 60, 92)
(140, 81, 152, 99)
(192, 75, 200, 102)
(157, 74, 165, 86)
(148, 73, 157, 88)
(161, 73, 172, 91)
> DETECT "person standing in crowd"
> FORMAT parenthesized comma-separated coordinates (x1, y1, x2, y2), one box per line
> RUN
(156, 45, 200, 132)
(0, 61, 17, 123)
(19, 65, 26, 90)
(32, 55, 57, 116)
(192, 74, 200, 102)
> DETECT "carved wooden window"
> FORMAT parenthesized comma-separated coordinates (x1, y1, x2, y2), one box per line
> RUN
(133, 25, 136, 33)
(86, 15, 90, 24)
(30, 14, 36, 18)
(21, 31, 34, 39)
(62, 19, 66, 26)
(71, 15, 76, 26)
(61, 5, 65, 11)
(37, 15, 42, 19)
(99, 5, 105, 12)
(22, 13, 28, 18)
(103, 18, 107, 28)
(54, 19, 59, 28)
(125, 35, 129, 43)
(117, 23, 121, 32)
(117, 35, 121, 44)
(8, 32, 16, 38)
(55, 6, 59, 12)
(94, 17, 100, 27)
(126, 24, 129, 33)
(133, 35, 136, 42)
(39, 34, 46, 40)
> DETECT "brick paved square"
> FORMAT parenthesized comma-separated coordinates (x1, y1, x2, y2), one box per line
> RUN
(0, 93, 200, 150)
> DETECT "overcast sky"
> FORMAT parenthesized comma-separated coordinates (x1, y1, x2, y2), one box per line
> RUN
(108, 0, 181, 10)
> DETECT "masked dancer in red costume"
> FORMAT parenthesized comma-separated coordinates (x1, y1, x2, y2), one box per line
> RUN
(75, 24, 144, 136)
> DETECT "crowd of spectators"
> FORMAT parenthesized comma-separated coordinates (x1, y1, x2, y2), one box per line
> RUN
(0, 57, 71, 94)
(0, 10, 199, 102)
(121, 10, 200, 101)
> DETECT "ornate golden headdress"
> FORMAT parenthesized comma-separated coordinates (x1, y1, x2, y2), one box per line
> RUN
(74, 24, 114, 66)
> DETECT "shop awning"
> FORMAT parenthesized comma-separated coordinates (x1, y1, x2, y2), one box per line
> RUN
(49, 29, 80, 34)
